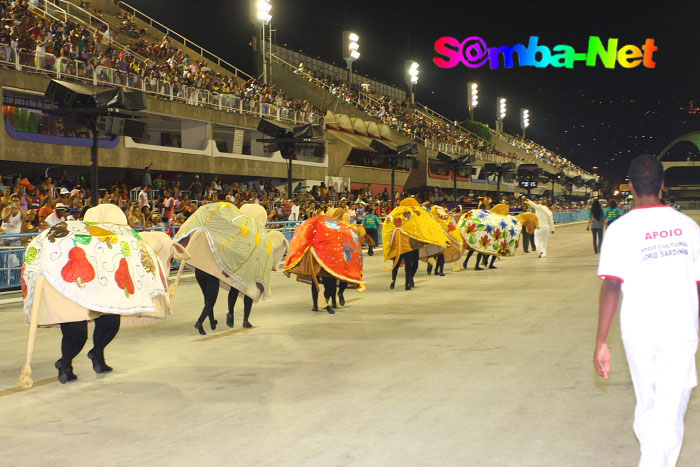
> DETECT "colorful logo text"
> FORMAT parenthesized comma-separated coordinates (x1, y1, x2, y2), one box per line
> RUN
(433, 36, 657, 70)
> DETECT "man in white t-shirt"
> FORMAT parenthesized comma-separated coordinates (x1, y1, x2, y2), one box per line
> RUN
(595, 155, 700, 467)
(138, 185, 151, 209)
(289, 199, 300, 221)
(45, 203, 68, 227)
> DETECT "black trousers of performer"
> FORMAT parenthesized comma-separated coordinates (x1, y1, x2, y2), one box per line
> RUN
(195, 268, 219, 327)
(463, 250, 495, 270)
(228, 290, 253, 324)
(366, 228, 378, 256)
(522, 230, 537, 253)
(59, 314, 121, 367)
(392, 249, 419, 289)
(434, 254, 445, 275)
(311, 276, 337, 310)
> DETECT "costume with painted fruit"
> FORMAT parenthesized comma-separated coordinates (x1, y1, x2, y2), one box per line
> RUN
(19, 204, 188, 388)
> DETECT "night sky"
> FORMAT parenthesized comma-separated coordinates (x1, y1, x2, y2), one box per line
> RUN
(125, 0, 699, 180)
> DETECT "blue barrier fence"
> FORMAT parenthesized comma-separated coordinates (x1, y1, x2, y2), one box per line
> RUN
(0, 211, 588, 291)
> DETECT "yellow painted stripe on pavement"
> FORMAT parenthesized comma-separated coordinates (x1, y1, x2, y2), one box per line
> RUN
(0, 376, 58, 397)
(193, 326, 258, 342)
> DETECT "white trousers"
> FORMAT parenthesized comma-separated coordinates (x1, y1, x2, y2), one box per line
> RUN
(534, 228, 550, 256)
(623, 339, 698, 467)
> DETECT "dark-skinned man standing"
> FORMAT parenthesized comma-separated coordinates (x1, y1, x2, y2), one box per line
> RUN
(594, 155, 700, 467)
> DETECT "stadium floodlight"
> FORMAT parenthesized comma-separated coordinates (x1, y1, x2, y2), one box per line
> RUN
(343, 31, 360, 83)
(520, 108, 529, 138)
(520, 108, 530, 128)
(497, 97, 507, 120)
(405, 60, 420, 105)
(256, 0, 272, 22)
(467, 81, 478, 120)
(407, 61, 420, 84)
(468, 82, 478, 108)
(343, 31, 360, 61)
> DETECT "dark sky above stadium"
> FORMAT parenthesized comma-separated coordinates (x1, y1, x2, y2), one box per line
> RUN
(127, 0, 699, 179)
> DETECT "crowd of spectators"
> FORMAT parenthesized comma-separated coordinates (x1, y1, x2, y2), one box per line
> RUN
(294, 64, 520, 163)
(0, 0, 325, 121)
(291, 63, 593, 176)
(498, 134, 589, 175)
(1, 162, 597, 246)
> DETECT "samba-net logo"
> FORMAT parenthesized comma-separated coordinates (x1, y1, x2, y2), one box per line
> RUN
(433, 36, 657, 69)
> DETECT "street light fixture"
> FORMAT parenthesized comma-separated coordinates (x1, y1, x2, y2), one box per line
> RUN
(467, 82, 478, 120)
(520, 108, 530, 138)
(342, 31, 360, 85)
(405, 60, 419, 105)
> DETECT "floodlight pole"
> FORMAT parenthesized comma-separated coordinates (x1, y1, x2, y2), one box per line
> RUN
(390, 157, 396, 210)
(551, 180, 556, 205)
(496, 175, 501, 201)
(287, 156, 293, 199)
(453, 169, 458, 203)
(90, 118, 99, 207)
(261, 23, 267, 84)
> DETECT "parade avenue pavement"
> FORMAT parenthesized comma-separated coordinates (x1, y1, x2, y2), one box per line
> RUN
(1, 213, 699, 466)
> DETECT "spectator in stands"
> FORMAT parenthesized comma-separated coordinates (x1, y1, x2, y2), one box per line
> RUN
(45, 202, 68, 227)
(161, 189, 175, 234)
(138, 184, 151, 208)
(1, 193, 25, 237)
(189, 175, 203, 201)
(142, 161, 153, 188)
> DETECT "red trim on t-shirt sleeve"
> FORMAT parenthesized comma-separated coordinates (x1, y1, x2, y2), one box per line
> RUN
(599, 274, 624, 283)
(632, 205, 671, 210)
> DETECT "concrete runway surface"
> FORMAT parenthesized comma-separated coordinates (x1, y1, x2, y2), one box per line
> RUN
(1, 212, 699, 466)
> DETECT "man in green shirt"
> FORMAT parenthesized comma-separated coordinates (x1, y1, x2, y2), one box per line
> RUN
(362, 208, 380, 256)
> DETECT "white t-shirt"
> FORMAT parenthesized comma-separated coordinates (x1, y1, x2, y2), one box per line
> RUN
(598, 206, 700, 343)
(45, 212, 66, 227)
(289, 204, 299, 220)
(138, 190, 149, 208)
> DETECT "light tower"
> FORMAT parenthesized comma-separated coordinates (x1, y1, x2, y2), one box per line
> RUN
(467, 82, 478, 121)
(405, 60, 419, 105)
(251, 0, 272, 84)
(496, 96, 506, 132)
(520, 108, 530, 139)
(342, 31, 360, 86)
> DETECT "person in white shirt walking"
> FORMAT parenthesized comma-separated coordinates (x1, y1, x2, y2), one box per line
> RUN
(595, 155, 700, 467)
(526, 198, 555, 257)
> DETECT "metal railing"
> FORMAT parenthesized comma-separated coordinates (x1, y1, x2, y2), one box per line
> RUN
(0, 210, 588, 291)
(1, 46, 323, 126)
(27, 0, 147, 63)
(117, 1, 253, 80)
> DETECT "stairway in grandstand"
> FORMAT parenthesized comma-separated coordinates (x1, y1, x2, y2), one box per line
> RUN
(58, 0, 252, 83)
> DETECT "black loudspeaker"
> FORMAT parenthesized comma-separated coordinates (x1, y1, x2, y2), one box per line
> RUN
(257, 118, 287, 138)
(94, 88, 147, 110)
(96, 116, 147, 138)
(412, 159, 420, 169)
(45, 80, 96, 108)
(123, 119, 148, 138)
